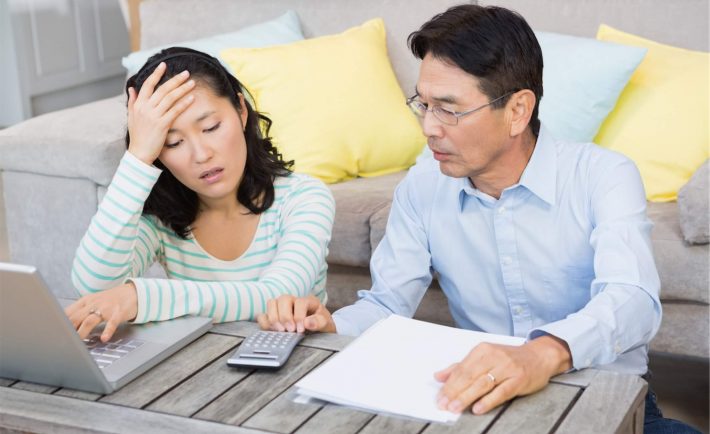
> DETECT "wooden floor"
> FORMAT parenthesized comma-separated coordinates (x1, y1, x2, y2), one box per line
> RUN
(0, 174, 707, 432)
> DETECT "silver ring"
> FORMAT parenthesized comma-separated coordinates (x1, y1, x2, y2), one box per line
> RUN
(486, 372, 496, 384)
(89, 308, 104, 321)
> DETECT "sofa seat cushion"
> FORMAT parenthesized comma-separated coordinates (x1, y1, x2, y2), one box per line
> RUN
(327, 171, 406, 267)
(0, 95, 126, 186)
(648, 202, 709, 304)
(650, 302, 709, 359)
(678, 160, 709, 245)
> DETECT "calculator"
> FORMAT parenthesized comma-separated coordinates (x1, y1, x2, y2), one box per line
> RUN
(227, 330, 304, 369)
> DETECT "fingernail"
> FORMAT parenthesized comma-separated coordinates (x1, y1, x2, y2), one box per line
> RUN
(296, 322, 304, 333)
(159, 62, 166, 68)
(276, 323, 285, 332)
(473, 403, 484, 414)
(287, 322, 296, 332)
(181, 70, 189, 76)
(437, 396, 449, 410)
(448, 400, 462, 413)
(187, 79, 195, 86)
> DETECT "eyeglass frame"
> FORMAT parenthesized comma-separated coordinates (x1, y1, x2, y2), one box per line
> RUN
(406, 90, 517, 126)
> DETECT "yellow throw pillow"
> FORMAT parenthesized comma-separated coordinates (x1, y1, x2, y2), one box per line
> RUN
(595, 24, 709, 202)
(221, 18, 425, 183)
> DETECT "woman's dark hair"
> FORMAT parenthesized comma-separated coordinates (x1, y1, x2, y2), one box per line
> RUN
(125, 47, 293, 238)
(408, 5, 543, 136)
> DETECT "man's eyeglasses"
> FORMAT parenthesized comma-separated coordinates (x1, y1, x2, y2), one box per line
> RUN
(406, 91, 516, 126)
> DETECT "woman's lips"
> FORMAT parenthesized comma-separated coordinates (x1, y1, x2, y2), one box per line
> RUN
(199, 167, 224, 184)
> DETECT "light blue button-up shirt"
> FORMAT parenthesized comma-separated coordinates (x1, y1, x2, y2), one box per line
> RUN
(332, 126, 661, 375)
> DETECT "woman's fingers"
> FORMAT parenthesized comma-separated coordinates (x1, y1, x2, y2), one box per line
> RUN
(76, 311, 103, 340)
(137, 62, 166, 102)
(149, 69, 191, 107)
(155, 78, 195, 115)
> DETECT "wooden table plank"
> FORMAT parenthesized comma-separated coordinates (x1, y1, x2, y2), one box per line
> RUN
(421, 405, 503, 434)
(487, 383, 580, 434)
(146, 338, 250, 416)
(556, 370, 647, 434)
(0, 387, 261, 434)
(10, 381, 58, 394)
(358, 414, 428, 434)
(551, 369, 599, 387)
(195, 346, 330, 426)
(211, 322, 354, 352)
(53, 388, 102, 401)
(295, 404, 375, 434)
(242, 388, 323, 433)
(100, 333, 239, 408)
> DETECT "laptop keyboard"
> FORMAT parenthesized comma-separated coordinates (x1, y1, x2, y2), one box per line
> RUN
(83, 335, 145, 369)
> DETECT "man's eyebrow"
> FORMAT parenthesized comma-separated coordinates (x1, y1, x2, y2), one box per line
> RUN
(413, 88, 458, 105)
(167, 111, 216, 133)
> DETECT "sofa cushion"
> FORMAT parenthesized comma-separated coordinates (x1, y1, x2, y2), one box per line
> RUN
(595, 24, 709, 202)
(221, 19, 424, 183)
(648, 202, 709, 304)
(678, 160, 709, 245)
(650, 302, 709, 359)
(0, 95, 125, 186)
(327, 171, 406, 267)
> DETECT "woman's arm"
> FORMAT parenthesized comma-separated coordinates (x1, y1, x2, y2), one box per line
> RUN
(129, 176, 335, 323)
(71, 151, 163, 295)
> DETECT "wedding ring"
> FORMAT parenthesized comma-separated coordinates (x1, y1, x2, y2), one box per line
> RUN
(89, 307, 104, 321)
(486, 372, 496, 384)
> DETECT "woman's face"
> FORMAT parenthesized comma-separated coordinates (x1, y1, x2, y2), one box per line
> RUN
(158, 83, 249, 206)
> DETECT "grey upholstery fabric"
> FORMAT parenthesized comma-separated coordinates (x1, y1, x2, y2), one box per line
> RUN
(650, 302, 709, 359)
(678, 160, 709, 245)
(480, 0, 709, 51)
(648, 202, 709, 304)
(140, 0, 472, 99)
(327, 171, 406, 267)
(3, 171, 97, 298)
(0, 96, 126, 187)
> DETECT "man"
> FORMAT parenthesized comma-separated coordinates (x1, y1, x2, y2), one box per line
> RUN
(258, 5, 697, 433)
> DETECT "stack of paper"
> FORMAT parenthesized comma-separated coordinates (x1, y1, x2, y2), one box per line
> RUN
(294, 315, 524, 423)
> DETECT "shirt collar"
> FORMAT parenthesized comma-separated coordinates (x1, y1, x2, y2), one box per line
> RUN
(456, 124, 558, 209)
(518, 124, 557, 206)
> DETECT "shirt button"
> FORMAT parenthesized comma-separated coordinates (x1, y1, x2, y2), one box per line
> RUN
(513, 306, 523, 315)
(497, 206, 506, 214)
(502, 256, 512, 265)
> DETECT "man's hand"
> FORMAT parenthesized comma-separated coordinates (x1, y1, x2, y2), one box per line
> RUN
(257, 295, 336, 334)
(64, 282, 139, 342)
(435, 335, 572, 415)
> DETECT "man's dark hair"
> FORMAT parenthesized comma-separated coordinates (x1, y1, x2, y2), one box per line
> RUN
(408, 5, 543, 136)
(125, 47, 293, 239)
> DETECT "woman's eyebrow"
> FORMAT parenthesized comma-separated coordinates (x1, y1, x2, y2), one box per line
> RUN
(167, 111, 216, 133)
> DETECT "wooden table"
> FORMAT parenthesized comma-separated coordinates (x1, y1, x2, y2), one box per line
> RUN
(0, 322, 647, 433)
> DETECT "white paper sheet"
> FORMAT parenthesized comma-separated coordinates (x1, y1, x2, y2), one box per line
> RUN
(295, 315, 525, 423)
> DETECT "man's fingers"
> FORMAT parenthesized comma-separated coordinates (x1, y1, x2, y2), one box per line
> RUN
(434, 363, 457, 382)
(446, 372, 497, 413)
(472, 378, 517, 415)
(277, 296, 296, 332)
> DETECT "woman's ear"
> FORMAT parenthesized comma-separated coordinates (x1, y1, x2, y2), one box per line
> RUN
(508, 89, 535, 137)
(237, 93, 248, 130)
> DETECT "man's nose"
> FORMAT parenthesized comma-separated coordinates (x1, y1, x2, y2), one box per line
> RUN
(420, 110, 444, 139)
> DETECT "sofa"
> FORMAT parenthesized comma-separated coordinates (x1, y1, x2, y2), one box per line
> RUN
(0, 0, 707, 368)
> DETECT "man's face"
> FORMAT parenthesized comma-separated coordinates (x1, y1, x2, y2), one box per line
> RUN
(416, 54, 511, 180)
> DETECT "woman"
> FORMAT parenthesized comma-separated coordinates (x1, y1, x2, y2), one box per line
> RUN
(66, 47, 334, 342)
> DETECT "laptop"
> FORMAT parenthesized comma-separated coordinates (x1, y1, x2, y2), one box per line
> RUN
(0, 262, 212, 394)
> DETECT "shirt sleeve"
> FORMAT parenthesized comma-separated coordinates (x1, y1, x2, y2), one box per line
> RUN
(528, 156, 662, 370)
(130, 176, 335, 324)
(71, 151, 162, 296)
(332, 171, 434, 336)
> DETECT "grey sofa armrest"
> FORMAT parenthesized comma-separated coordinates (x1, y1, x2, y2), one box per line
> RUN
(678, 160, 709, 245)
(0, 95, 127, 186)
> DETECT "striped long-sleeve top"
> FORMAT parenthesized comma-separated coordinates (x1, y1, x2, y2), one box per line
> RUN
(71, 151, 334, 324)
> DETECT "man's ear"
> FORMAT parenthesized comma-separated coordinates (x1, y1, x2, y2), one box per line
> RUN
(237, 93, 248, 129)
(508, 89, 536, 137)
